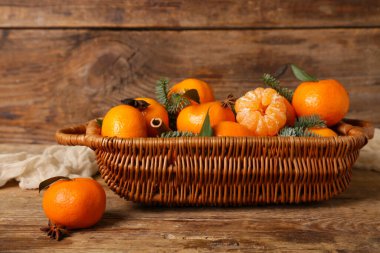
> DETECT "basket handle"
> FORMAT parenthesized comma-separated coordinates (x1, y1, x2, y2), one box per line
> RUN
(335, 119, 374, 140)
(55, 120, 102, 149)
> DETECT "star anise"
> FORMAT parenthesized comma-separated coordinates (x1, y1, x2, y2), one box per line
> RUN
(40, 220, 70, 241)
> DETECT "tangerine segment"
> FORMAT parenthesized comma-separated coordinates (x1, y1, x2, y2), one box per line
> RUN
(101, 105, 147, 138)
(169, 78, 215, 104)
(214, 121, 255, 137)
(235, 87, 287, 136)
(292, 79, 349, 126)
(135, 97, 169, 137)
(177, 101, 235, 134)
(42, 178, 106, 229)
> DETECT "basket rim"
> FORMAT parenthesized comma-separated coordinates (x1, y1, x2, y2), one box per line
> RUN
(55, 118, 373, 151)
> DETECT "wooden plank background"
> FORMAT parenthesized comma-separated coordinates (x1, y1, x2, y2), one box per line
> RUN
(0, 1, 379, 144)
(1, 0, 380, 28)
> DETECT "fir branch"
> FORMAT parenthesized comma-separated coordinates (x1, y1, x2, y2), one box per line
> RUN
(166, 93, 191, 114)
(155, 78, 192, 113)
(279, 115, 325, 137)
(278, 126, 319, 137)
(155, 78, 189, 130)
(155, 78, 170, 106)
(279, 126, 304, 137)
(294, 115, 326, 129)
(262, 73, 294, 102)
(160, 131, 197, 138)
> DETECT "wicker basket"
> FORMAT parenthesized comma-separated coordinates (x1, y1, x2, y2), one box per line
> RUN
(56, 119, 373, 206)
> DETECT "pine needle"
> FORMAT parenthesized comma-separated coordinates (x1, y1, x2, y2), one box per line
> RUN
(155, 78, 192, 114)
(160, 131, 197, 138)
(155, 78, 170, 106)
(278, 126, 319, 137)
(262, 73, 294, 102)
(278, 126, 299, 137)
(155, 78, 191, 130)
(279, 115, 325, 137)
(166, 93, 191, 114)
(294, 115, 326, 129)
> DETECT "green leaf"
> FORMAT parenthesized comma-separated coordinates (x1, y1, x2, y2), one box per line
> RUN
(183, 89, 200, 104)
(96, 118, 103, 127)
(273, 64, 289, 79)
(290, 64, 318, 82)
(38, 176, 71, 193)
(199, 110, 213, 137)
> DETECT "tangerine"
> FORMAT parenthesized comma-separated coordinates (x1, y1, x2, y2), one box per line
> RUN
(284, 99, 296, 126)
(213, 121, 255, 137)
(169, 78, 215, 104)
(292, 79, 350, 126)
(177, 101, 235, 134)
(42, 178, 106, 229)
(235, 87, 287, 136)
(135, 97, 169, 137)
(309, 127, 338, 137)
(101, 104, 147, 138)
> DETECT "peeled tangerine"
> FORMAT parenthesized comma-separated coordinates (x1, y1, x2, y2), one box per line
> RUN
(235, 87, 287, 136)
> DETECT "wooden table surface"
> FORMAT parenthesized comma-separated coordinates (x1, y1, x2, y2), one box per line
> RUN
(0, 145, 379, 252)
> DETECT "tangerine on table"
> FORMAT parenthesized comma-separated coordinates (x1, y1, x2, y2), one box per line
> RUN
(292, 79, 350, 127)
(235, 87, 287, 136)
(101, 104, 147, 138)
(213, 121, 255, 137)
(135, 97, 169, 137)
(177, 101, 235, 134)
(169, 78, 215, 104)
(42, 178, 106, 229)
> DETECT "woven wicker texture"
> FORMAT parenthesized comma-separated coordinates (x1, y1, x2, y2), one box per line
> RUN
(56, 119, 373, 206)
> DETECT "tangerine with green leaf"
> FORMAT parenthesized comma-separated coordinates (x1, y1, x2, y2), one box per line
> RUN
(169, 78, 215, 104)
(177, 100, 235, 134)
(292, 80, 350, 126)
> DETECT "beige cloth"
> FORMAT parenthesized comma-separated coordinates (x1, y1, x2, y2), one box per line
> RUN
(354, 128, 380, 171)
(0, 129, 378, 189)
(0, 145, 97, 189)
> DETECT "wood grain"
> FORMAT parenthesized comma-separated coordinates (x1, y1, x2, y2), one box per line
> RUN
(0, 0, 379, 28)
(0, 28, 379, 144)
(0, 146, 379, 252)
